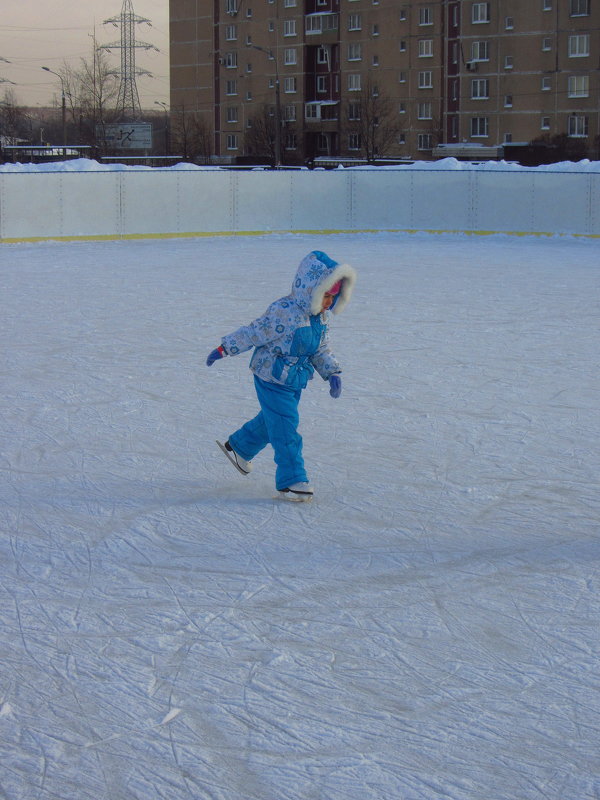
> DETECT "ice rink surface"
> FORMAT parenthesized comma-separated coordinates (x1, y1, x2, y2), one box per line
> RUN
(1, 231, 600, 799)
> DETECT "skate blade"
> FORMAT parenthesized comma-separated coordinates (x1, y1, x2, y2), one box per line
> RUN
(277, 491, 313, 503)
(216, 440, 250, 475)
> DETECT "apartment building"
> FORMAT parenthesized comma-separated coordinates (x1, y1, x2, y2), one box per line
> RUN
(169, 0, 599, 163)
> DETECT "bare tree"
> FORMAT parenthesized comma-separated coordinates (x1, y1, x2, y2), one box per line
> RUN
(244, 104, 276, 163)
(344, 77, 401, 161)
(170, 106, 212, 161)
(54, 48, 119, 149)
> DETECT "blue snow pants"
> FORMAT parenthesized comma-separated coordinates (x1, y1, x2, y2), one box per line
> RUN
(229, 376, 308, 491)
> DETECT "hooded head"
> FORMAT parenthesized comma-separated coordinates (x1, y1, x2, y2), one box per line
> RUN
(291, 251, 357, 316)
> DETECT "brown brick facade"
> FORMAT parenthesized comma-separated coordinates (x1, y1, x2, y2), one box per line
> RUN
(169, 0, 600, 163)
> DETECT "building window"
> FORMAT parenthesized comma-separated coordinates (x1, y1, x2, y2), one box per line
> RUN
(505, 16, 514, 29)
(419, 40, 433, 58)
(225, 24, 237, 40)
(543, 0, 552, 9)
(471, 117, 489, 137)
(417, 102, 432, 119)
(284, 19, 296, 36)
(418, 134, 432, 150)
(398, 71, 407, 83)
(284, 104, 296, 121)
(372, 24, 379, 35)
(504, 94, 513, 107)
(399, 102, 406, 113)
(400, 8, 407, 20)
(504, 133, 512, 143)
(542, 76, 551, 90)
(227, 107, 238, 123)
(471, 78, 489, 99)
(471, 41, 489, 61)
(284, 76, 297, 93)
(419, 7, 433, 25)
(569, 34, 590, 57)
(225, 51, 238, 68)
(399, 132, 406, 145)
(284, 0, 296, 6)
(504, 55, 513, 69)
(226, 79, 237, 95)
(399, 40, 407, 52)
(418, 71, 433, 88)
(348, 43, 362, 61)
(570, 0, 590, 15)
(246, 91, 252, 100)
(285, 133, 297, 150)
(541, 116, 550, 130)
(348, 103, 360, 120)
(542, 37, 552, 51)
(348, 74, 361, 91)
(284, 48, 297, 65)
(226, 134, 238, 149)
(348, 13, 361, 30)
(568, 115, 588, 137)
(472, 3, 490, 23)
(568, 75, 589, 97)
(348, 133, 361, 150)
(226, 0, 238, 13)
(317, 75, 327, 93)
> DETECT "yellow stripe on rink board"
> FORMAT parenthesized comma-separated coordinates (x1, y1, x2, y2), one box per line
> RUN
(2, 228, 599, 244)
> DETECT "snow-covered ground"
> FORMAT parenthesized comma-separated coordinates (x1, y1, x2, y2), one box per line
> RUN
(1, 232, 600, 800)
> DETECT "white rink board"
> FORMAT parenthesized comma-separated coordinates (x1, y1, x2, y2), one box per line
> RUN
(351, 171, 413, 229)
(120, 172, 182, 235)
(410, 171, 473, 231)
(1, 174, 64, 239)
(290, 171, 352, 230)
(60, 173, 121, 236)
(531, 172, 592, 235)
(1, 167, 599, 240)
(234, 172, 294, 231)
(177, 171, 235, 233)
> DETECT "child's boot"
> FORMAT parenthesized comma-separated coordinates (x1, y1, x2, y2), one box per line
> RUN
(279, 482, 314, 502)
(217, 440, 252, 475)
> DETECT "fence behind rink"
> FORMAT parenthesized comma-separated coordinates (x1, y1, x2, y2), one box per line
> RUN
(0, 166, 599, 241)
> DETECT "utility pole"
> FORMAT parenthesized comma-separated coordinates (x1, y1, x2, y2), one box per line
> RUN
(41, 66, 67, 154)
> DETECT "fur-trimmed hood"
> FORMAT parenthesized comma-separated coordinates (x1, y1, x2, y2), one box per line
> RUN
(291, 251, 357, 316)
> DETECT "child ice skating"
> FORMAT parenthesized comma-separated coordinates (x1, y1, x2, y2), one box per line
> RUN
(206, 250, 356, 501)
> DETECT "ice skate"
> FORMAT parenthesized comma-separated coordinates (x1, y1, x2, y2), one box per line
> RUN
(279, 482, 314, 502)
(216, 440, 252, 475)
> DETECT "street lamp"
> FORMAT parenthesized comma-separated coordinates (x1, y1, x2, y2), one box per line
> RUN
(154, 100, 170, 156)
(247, 43, 282, 168)
(41, 66, 66, 153)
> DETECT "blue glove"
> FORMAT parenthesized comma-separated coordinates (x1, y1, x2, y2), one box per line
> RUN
(329, 374, 342, 398)
(206, 345, 226, 366)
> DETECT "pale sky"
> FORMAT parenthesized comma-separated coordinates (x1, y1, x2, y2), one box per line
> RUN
(1, 0, 170, 108)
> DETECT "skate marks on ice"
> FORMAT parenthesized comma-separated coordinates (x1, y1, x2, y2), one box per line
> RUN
(1, 233, 600, 799)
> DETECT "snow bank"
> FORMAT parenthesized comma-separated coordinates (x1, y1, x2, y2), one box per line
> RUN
(1, 155, 600, 173)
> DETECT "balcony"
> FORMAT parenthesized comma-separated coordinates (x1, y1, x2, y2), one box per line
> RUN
(305, 100, 339, 122)
(305, 12, 339, 42)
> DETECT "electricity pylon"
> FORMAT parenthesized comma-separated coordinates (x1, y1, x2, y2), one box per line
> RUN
(100, 0, 158, 119)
